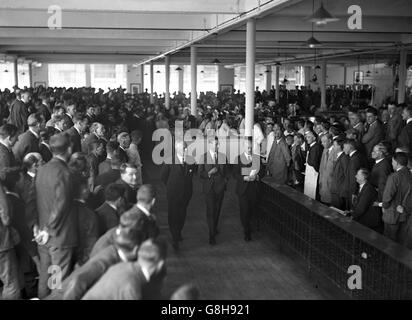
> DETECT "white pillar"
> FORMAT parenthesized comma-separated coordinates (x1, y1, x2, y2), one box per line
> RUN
(14, 58, 18, 87)
(398, 47, 407, 104)
(245, 19, 256, 137)
(304, 66, 311, 87)
(343, 65, 347, 87)
(265, 65, 272, 92)
(150, 61, 154, 104)
(165, 56, 170, 110)
(275, 66, 280, 103)
(178, 65, 184, 93)
(190, 47, 197, 116)
(320, 60, 327, 110)
(85, 64, 91, 87)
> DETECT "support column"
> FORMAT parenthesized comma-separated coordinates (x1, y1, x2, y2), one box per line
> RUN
(275, 65, 280, 103)
(320, 60, 327, 110)
(150, 61, 154, 104)
(14, 58, 18, 87)
(178, 65, 184, 93)
(245, 19, 256, 137)
(343, 65, 347, 87)
(85, 64, 91, 87)
(304, 66, 311, 87)
(398, 47, 407, 104)
(190, 46, 197, 116)
(265, 65, 272, 92)
(28, 62, 33, 87)
(165, 56, 170, 110)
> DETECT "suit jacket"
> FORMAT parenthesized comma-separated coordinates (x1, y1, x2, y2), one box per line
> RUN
(386, 114, 404, 149)
(318, 147, 336, 204)
(351, 182, 381, 229)
(0, 183, 14, 252)
(118, 147, 129, 163)
(82, 262, 150, 300)
(98, 158, 112, 175)
(331, 152, 349, 197)
(82, 133, 99, 154)
(345, 151, 368, 199)
(0, 143, 17, 181)
(370, 158, 392, 201)
(160, 156, 196, 203)
(361, 120, 385, 158)
(75, 200, 99, 265)
(37, 104, 51, 122)
(15, 172, 37, 230)
(89, 227, 117, 258)
(398, 121, 412, 153)
(306, 142, 323, 173)
(198, 151, 229, 194)
(116, 178, 139, 209)
(39, 142, 53, 163)
(35, 157, 77, 248)
(267, 138, 292, 184)
(65, 126, 82, 154)
(8, 99, 28, 134)
(88, 153, 101, 179)
(62, 113, 74, 129)
(94, 168, 120, 189)
(96, 202, 120, 236)
(234, 153, 262, 196)
(382, 167, 412, 223)
(12, 130, 40, 164)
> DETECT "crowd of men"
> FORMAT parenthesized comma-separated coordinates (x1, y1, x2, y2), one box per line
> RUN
(0, 84, 411, 300)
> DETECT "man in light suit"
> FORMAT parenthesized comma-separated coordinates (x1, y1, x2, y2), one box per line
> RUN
(34, 132, 77, 299)
(361, 107, 385, 160)
(267, 123, 291, 185)
(199, 136, 229, 245)
(386, 103, 404, 150)
(318, 133, 336, 205)
(12, 113, 43, 164)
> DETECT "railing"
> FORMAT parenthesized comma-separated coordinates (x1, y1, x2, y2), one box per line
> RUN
(257, 177, 412, 299)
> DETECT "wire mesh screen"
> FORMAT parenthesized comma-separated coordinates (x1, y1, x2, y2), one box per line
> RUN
(257, 180, 412, 299)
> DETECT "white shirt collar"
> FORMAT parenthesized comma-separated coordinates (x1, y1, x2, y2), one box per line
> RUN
(27, 171, 35, 178)
(117, 249, 129, 263)
(0, 140, 10, 150)
(310, 142, 316, 148)
(136, 203, 151, 217)
(74, 126, 81, 135)
(41, 141, 51, 150)
(244, 152, 252, 161)
(176, 154, 184, 163)
(106, 202, 117, 211)
(337, 151, 343, 158)
(328, 146, 333, 152)
(349, 150, 357, 157)
(359, 182, 366, 192)
(29, 128, 39, 139)
(376, 158, 384, 164)
(140, 266, 151, 282)
(407, 118, 412, 124)
(276, 138, 282, 144)
(209, 149, 217, 159)
(75, 199, 86, 204)
(397, 167, 403, 172)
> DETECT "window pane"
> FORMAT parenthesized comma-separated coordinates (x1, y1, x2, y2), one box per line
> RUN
(49, 64, 86, 88)
(0, 62, 15, 90)
(17, 63, 30, 88)
(91, 64, 127, 91)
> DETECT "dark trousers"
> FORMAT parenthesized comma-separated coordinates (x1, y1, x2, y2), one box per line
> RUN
(205, 190, 224, 239)
(384, 221, 409, 245)
(37, 244, 75, 299)
(238, 192, 257, 237)
(331, 193, 346, 210)
(168, 197, 190, 242)
(15, 243, 38, 299)
(0, 249, 21, 300)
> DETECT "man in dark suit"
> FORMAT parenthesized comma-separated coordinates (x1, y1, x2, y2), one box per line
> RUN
(398, 105, 412, 153)
(8, 90, 30, 134)
(34, 132, 77, 299)
(65, 113, 88, 154)
(386, 103, 404, 150)
(348, 168, 383, 233)
(330, 137, 349, 210)
(82, 238, 167, 300)
(94, 153, 122, 189)
(343, 139, 368, 210)
(0, 124, 19, 181)
(370, 143, 392, 202)
(267, 124, 292, 185)
(98, 141, 120, 175)
(12, 113, 43, 164)
(161, 139, 196, 250)
(95, 183, 125, 236)
(116, 163, 141, 210)
(117, 132, 130, 163)
(62, 101, 75, 129)
(381, 152, 412, 246)
(199, 136, 229, 245)
(234, 138, 262, 242)
(39, 127, 54, 163)
(82, 122, 106, 155)
(361, 107, 385, 160)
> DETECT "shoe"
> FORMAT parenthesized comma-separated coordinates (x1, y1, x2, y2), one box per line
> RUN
(209, 237, 216, 246)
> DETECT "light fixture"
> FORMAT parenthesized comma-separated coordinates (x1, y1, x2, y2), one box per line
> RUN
(212, 58, 221, 64)
(265, 70, 270, 73)
(306, 1, 339, 26)
(315, 65, 321, 70)
(156, 70, 161, 74)
(4, 69, 8, 73)
(275, 61, 281, 66)
(211, 32, 221, 64)
(144, 73, 148, 75)
(175, 66, 182, 71)
(306, 36, 322, 48)
(312, 74, 318, 82)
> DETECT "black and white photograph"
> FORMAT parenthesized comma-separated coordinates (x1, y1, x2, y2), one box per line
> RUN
(0, 0, 412, 308)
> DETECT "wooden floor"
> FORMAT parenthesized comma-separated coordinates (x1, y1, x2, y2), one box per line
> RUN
(146, 162, 346, 300)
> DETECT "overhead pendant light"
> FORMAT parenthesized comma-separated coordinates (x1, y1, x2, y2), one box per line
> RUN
(315, 65, 321, 70)
(144, 73, 148, 75)
(275, 61, 282, 66)
(200, 70, 204, 73)
(4, 69, 8, 73)
(212, 58, 221, 64)
(265, 69, 270, 73)
(211, 32, 221, 64)
(312, 74, 318, 82)
(306, 1, 339, 26)
(156, 70, 161, 74)
(307, 36, 322, 48)
(175, 66, 182, 71)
